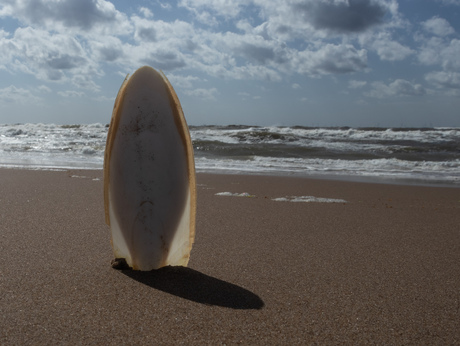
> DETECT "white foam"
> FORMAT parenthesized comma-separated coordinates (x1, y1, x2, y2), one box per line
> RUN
(272, 196, 347, 203)
(196, 157, 460, 184)
(1, 124, 459, 186)
(215, 192, 255, 197)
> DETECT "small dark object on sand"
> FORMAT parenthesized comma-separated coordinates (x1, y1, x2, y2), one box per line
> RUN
(111, 258, 130, 270)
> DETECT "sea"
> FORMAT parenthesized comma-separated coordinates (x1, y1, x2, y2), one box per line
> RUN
(0, 123, 459, 187)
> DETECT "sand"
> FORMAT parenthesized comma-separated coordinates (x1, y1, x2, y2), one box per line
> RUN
(0, 169, 459, 344)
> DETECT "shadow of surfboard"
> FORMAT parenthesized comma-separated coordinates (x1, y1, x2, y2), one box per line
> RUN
(121, 266, 264, 310)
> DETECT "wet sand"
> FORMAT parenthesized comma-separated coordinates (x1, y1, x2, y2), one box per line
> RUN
(0, 169, 459, 344)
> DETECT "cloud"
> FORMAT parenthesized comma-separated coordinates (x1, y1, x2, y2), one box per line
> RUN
(119, 19, 197, 72)
(37, 85, 52, 93)
(237, 42, 277, 64)
(291, 83, 301, 89)
(295, 44, 368, 75)
(139, 7, 153, 18)
(422, 17, 455, 36)
(436, 0, 460, 5)
(417, 35, 460, 95)
(132, 16, 157, 42)
(58, 90, 86, 97)
(425, 71, 460, 89)
(90, 37, 124, 62)
(418, 38, 460, 72)
(224, 64, 282, 81)
(157, 1, 172, 10)
(370, 36, 413, 61)
(142, 50, 187, 71)
(0, 0, 131, 35)
(348, 80, 367, 89)
(0, 85, 41, 103)
(366, 79, 426, 98)
(0, 27, 94, 82)
(47, 54, 86, 70)
(184, 87, 219, 100)
(167, 74, 201, 89)
(293, 0, 387, 33)
(72, 74, 101, 91)
(178, 0, 249, 21)
(0, 0, 420, 100)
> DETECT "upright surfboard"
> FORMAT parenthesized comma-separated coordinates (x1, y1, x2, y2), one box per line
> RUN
(104, 66, 196, 271)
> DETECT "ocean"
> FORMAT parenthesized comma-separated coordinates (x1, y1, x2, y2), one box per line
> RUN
(0, 123, 459, 186)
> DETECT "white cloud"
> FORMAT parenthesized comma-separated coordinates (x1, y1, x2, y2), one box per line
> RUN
(0, 85, 41, 103)
(58, 90, 85, 97)
(0, 0, 405, 95)
(167, 74, 201, 90)
(184, 87, 219, 100)
(292, 83, 301, 89)
(422, 17, 455, 36)
(417, 34, 460, 95)
(348, 80, 367, 89)
(139, 7, 153, 18)
(90, 36, 125, 62)
(0, 0, 132, 35)
(294, 44, 368, 75)
(132, 15, 157, 42)
(370, 36, 413, 61)
(224, 64, 282, 81)
(0, 26, 105, 92)
(436, 0, 460, 5)
(366, 79, 426, 98)
(178, 0, 249, 21)
(1, 27, 90, 80)
(157, 1, 172, 10)
(419, 38, 460, 72)
(72, 74, 101, 91)
(120, 19, 196, 72)
(37, 85, 52, 93)
(425, 71, 460, 89)
(0, 0, 436, 106)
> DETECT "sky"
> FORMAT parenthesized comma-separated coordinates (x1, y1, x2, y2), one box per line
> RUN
(0, 0, 460, 127)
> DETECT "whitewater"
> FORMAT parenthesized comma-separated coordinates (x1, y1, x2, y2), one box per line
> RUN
(0, 123, 459, 186)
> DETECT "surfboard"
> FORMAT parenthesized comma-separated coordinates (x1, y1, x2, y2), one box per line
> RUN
(104, 66, 196, 271)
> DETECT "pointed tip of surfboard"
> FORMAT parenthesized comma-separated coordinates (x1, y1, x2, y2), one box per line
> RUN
(104, 66, 196, 271)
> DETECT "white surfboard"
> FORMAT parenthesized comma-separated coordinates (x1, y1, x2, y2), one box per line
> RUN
(104, 66, 196, 271)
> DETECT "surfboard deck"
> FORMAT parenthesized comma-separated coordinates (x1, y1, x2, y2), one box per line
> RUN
(104, 66, 196, 271)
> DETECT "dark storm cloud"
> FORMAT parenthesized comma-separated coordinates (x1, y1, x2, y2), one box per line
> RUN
(295, 0, 387, 33)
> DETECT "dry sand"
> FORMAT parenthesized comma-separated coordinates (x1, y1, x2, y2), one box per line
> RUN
(0, 169, 459, 344)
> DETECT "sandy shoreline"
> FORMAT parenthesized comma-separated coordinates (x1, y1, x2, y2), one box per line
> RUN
(0, 168, 459, 344)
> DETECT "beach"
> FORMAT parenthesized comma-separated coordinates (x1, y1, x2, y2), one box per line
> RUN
(0, 168, 459, 344)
